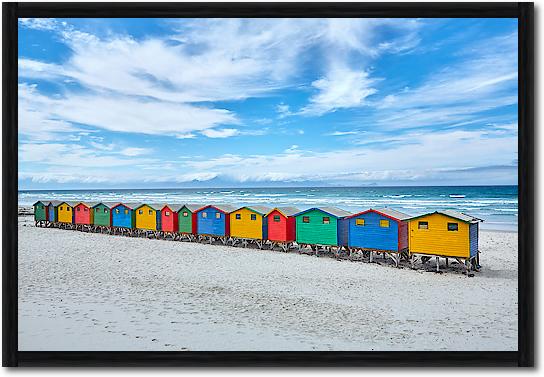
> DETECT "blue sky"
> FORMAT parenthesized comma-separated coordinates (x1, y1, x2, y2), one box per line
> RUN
(18, 18, 518, 189)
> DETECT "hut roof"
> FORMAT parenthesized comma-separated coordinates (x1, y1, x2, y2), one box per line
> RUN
(265, 206, 300, 217)
(294, 207, 352, 218)
(45, 200, 63, 206)
(196, 204, 237, 213)
(407, 210, 483, 223)
(347, 207, 411, 221)
(134, 203, 164, 211)
(93, 202, 118, 209)
(182, 204, 203, 212)
(235, 205, 272, 215)
(32, 201, 46, 206)
(74, 201, 98, 208)
(111, 202, 140, 210)
(161, 204, 185, 212)
(50, 200, 78, 207)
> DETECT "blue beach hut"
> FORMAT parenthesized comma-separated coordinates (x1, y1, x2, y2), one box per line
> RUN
(195, 204, 236, 237)
(340, 208, 410, 252)
(111, 203, 136, 229)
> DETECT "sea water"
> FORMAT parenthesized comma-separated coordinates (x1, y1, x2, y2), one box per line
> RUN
(18, 185, 518, 231)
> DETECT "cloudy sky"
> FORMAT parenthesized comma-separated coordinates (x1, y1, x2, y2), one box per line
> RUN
(18, 18, 518, 189)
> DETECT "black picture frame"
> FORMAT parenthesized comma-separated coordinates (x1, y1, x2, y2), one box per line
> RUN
(3, 2, 534, 367)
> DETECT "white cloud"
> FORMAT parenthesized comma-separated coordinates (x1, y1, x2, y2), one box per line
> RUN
(19, 18, 59, 31)
(184, 128, 517, 184)
(19, 83, 238, 138)
(119, 147, 151, 157)
(300, 65, 377, 116)
(329, 131, 359, 136)
(200, 128, 239, 138)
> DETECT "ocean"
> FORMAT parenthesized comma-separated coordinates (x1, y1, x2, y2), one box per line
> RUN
(18, 185, 518, 231)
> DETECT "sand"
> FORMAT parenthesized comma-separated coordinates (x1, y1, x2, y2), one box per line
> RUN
(17, 215, 518, 351)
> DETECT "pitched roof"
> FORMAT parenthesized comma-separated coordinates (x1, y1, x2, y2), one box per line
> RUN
(45, 200, 63, 206)
(265, 206, 300, 217)
(234, 205, 273, 215)
(183, 204, 203, 212)
(48, 200, 78, 207)
(196, 204, 237, 213)
(407, 210, 483, 223)
(93, 202, 118, 209)
(293, 207, 352, 218)
(32, 200, 46, 206)
(134, 203, 164, 211)
(161, 204, 185, 212)
(373, 208, 411, 221)
(74, 201, 98, 208)
(111, 202, 140, 210)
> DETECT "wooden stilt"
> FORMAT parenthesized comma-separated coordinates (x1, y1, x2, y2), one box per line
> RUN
(435, 257, 440, 272)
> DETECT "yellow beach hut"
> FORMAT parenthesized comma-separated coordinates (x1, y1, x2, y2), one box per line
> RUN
(229, 206, 271, 248)
(57, 201, 77, 226)
(407, 210, 483, 272)
(134, 203, 162, 232)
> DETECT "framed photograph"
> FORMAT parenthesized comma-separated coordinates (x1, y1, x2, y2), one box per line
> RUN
(3, 2, 533, 367)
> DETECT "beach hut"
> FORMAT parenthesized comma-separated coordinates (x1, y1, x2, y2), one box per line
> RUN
(135, 204, 162, 235)
(407, 210, 483, 272)
(111, 203, 136, 234)
(194, 204, 236, 243)
(264, 207, 299, 251)
(45, 200, 61, 223)
(92, 202, 113, 232)
(177, 204, 200, 236)
(340, 208, 410, 266)
(294, 207, 351, 250)
(32, 201, 47, 225)
(73, 202, 95, 230)
(56, 201, 77, 227)
(229, 206, 271, 248)
(160, 204, 181, 234)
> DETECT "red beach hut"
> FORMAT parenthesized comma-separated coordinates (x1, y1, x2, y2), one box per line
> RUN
(160, 204, 182, 233)
(264, 207, 299, 247)
(74, 202, 95, 226)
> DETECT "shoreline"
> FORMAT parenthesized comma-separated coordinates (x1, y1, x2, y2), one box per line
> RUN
(18, 215, 518, 351)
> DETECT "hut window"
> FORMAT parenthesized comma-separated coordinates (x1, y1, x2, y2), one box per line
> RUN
(380, 220, 390, 228)
(447, 223, 459, 231)
(273, 215, 281, 222)
(322, 217, 330, 224)
(60, 207, 63, 211)
(418, 221, 428, 229)
(148, 210, 153, 215)
(215, 212, 221, 219)
(84, 208, 88, 212)
(104, 209, 108, 213)
(165, 211, 170, 216)
(235, 214, 241, 220)
(302, 216, 310, 223)
(251, 214, 257, 221)
(116, 209, 120, 214)
(124, 209, 129, 215)
(202, 212, 207, 218)
(96, 208, 99, 212)
(356, 219, 365, 226)
(139, 210, 143, 215)
(77, 207, 81, 212)
(183, 212, 188, 217)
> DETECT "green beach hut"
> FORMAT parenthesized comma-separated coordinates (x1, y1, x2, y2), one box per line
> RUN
(32, 201, 47, 223)
(92, 202, 114, 227)
(294, 207, 352, 246)
(178, 204, 201, 234)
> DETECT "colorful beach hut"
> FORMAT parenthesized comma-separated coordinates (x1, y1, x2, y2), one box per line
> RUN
(92, 202, 113, 227)
(135, 203, 162, 232)
(339, 208, 410, 266)
(195, 204, 236, 242)
(74, 202, 95, 227)
(57, 201, 76, 225)
(45, 200, 61, 223)
(32, 201, 47, 224)
(229, 206, 271, 248)
(177, 204, 200, 235)
(407, 210, 483, 271)
(111, 203, 136, 231)
(160, 204, 181, 233)
(264, 207, 299, 242)
(294, 207, 351, 247)
(264, 207, 299, 251)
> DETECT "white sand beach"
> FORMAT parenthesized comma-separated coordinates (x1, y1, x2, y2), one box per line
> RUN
(18, 214, 518, 351)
